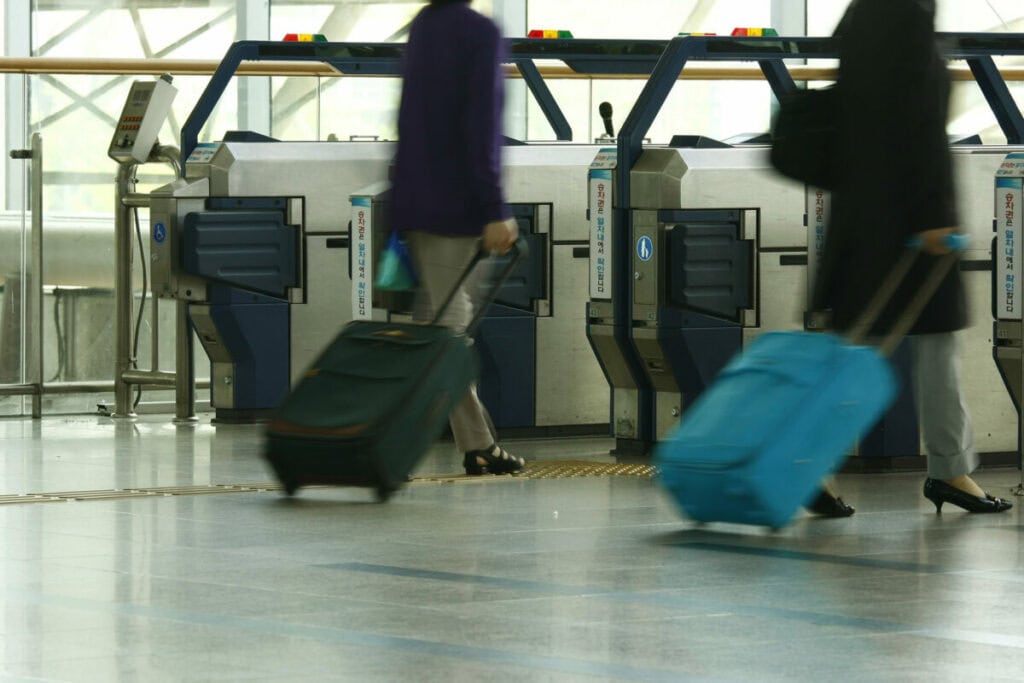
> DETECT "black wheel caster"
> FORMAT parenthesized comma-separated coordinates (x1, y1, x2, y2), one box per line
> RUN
(376, 486, 395, 503)
(283, 480, 298, 496)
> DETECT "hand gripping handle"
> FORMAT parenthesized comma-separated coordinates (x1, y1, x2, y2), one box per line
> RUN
(848, 232, 968, 353)
(905, 232, 970, 252)
(431, 237, 529, 335)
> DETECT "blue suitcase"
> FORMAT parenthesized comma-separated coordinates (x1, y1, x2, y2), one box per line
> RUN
(654, 331, 896, 528)
(655, 241, 964, 528)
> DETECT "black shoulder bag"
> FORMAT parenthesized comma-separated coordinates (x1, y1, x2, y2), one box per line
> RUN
(770, 87, 838, 190)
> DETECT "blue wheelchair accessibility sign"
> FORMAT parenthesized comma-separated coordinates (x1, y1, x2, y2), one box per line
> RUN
(636, 235, 653, 262)
(153, 222, 167, 244)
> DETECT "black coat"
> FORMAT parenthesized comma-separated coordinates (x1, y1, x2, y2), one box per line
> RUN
(812, 0, 967, 335)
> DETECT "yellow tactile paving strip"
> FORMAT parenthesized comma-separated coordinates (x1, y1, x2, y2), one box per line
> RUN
(0, 483, 284, 505)
(0, 461, 656, 505)
(419, 460, 655, 484)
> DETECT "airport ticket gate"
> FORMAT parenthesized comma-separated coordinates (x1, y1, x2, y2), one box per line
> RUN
(587, 147, 753, 454)
(144, 37, 667, 425)
(588, 32, 1024, 457)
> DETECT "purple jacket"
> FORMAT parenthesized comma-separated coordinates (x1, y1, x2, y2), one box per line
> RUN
(390, 3, 509, 235)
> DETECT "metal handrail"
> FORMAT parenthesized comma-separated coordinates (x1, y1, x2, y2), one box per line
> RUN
(2, 55, 1023, 81)
(176, 38, 677, 154)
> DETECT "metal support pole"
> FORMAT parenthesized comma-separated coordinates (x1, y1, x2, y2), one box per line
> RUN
(9, 132, 43, 418)
(113, 144, 182, 419)
(0, 383, 34, 397)
(0, 379, 210, 397)
(151, 293, 161, 373)
(174, 298, 197, 423)
(122, 192, 151, 207)
(121, 370, 177, 387)
(113, 162, 138, 418)
(30, 134, 42, 418)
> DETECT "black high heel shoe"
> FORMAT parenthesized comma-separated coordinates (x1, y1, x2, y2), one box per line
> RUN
(922, 478, 1013, 513)
(806, 489, 856, 518)
(463, 444, 524, 476)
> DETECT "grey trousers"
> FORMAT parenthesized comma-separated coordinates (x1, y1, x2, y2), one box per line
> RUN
(405, 231, 495, 453)
(910, 332, 978, 479)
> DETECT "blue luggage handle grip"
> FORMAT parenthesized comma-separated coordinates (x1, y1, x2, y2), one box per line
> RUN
(905, 232, 970, 252)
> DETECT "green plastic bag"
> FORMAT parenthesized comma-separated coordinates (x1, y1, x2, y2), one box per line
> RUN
(374, 231, 417, 291)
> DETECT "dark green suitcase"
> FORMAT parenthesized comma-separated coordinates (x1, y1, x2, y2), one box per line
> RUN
(263, 240, 525, 500)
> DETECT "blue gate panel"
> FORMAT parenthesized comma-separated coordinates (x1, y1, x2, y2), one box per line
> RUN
(475, 309, 536, 429)
(205, 292, 290, 411)
(182, 210, 298, 298)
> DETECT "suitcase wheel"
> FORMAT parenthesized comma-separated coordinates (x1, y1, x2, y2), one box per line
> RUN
(376, 484, 396, 503)
(282, 479, 299, 497)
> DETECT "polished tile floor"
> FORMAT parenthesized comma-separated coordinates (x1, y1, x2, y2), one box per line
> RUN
(2, 415, 1023, 682)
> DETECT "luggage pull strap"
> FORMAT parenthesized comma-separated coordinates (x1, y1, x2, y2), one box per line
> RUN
(846, 233, 967, 355)
(431, 238, 529, 336)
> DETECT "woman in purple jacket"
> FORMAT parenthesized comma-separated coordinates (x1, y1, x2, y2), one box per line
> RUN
(391, 0, 523, 475)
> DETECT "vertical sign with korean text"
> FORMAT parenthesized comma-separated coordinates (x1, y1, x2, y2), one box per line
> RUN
(351, 196, 373, 320)
(806, 186, 831, 308)
(997, 174, 1023, 321)
(588, 148, 617, 301)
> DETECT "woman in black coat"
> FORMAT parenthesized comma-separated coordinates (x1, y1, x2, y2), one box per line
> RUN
(813, 0, 1011, 513)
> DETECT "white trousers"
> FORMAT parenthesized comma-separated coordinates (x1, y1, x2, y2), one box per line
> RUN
(910, 332, 978, 479)
(405, 231, 495, 453)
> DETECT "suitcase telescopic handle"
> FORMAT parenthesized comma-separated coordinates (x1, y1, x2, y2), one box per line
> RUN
(848, 232, 969, 354)
(431, 237, 529, 335)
